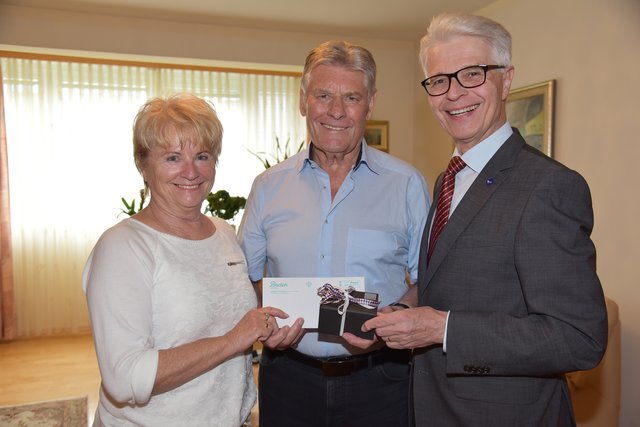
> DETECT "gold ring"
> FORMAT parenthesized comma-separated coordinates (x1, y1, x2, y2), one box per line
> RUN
(265, 313, 270, 321)
(265, 322, 270, 328)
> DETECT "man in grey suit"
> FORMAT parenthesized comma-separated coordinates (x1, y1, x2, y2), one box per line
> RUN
(345, 12, 608, 426)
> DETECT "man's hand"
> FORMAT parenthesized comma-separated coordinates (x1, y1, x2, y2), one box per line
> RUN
(341, 332, 380, 349)
(361, 306, 448, 350)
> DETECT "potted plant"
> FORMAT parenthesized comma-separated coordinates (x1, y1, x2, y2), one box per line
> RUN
(202, 190, 246, 220)
(119, 189, 246, 222)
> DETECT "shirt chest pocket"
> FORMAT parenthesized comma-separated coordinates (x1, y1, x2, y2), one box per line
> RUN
(346, 228, 405, 266)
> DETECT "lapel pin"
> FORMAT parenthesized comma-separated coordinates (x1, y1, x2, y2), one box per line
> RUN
(486, 178, 494, 186)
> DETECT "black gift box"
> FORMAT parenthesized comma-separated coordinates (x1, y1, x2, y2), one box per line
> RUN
(318, 290, 379, 340)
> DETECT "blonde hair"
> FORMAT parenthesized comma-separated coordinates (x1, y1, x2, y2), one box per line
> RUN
(132, 93, 223, 176)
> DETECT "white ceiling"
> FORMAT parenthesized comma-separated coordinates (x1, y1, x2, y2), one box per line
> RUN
(3, 0, 496, 41)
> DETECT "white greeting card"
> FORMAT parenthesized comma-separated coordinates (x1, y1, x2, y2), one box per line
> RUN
(262, 277, 365, 327)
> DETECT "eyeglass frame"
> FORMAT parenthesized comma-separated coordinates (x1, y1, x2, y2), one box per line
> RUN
(420, 64, 506, 96)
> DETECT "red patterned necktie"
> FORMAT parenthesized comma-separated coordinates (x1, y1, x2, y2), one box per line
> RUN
(427, 156, 467, 262)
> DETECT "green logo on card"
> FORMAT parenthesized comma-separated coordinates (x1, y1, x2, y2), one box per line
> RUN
(269, 281, 287, 288)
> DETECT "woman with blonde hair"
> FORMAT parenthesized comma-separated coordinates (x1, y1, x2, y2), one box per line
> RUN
(83, 93, 292, 426)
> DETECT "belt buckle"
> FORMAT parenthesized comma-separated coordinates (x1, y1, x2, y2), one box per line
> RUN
(321, 354, 369, 376)
(322, 359, 356, 376)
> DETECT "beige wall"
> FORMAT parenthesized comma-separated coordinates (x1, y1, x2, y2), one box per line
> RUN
(2, 0, 640, 424)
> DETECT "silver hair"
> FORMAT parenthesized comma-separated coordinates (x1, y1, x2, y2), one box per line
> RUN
(300, 40, 376, 97)
(419, 13, 512, 75)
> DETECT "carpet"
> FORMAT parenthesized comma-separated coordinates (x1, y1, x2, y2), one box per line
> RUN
(0, 396, 87, 427)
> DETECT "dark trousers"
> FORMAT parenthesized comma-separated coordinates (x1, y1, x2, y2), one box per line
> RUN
(259, 347, 411, 427)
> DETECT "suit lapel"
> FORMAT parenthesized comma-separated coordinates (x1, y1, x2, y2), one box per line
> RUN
(418, 173, 442, 279)
(420, 131, 527, 295)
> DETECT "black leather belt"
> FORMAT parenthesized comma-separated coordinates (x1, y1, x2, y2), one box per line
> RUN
(281, 347, 409, 377)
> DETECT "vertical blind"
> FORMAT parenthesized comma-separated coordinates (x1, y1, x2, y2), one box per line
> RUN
(1, 56, 305, 337)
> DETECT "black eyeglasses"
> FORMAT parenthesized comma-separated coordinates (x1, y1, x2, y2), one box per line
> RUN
(420, 65, 506, 96)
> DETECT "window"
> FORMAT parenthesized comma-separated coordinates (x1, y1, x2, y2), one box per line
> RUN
(1, 54, 305, 336)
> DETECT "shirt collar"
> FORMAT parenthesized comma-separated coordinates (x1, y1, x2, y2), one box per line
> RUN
(301, 139, 378, 175)
(455, 122, 513, 173)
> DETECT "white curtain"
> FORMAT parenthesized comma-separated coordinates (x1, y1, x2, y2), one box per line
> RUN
(1, 56, 305, 337)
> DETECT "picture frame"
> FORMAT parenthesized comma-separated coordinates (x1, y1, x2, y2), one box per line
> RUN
(364, 120, 389, 152)
(506, 80, 555, 157)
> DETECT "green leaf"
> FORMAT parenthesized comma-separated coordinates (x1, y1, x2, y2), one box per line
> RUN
(245, 135, 305, 169)
(203, 190, 247, 220)
(118, 191, 146, 217)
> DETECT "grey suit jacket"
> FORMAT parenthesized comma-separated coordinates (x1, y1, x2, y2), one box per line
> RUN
(413, 129, 607, 426)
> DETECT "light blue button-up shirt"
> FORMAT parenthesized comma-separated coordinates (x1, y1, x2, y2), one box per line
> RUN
(238, 141, 430, 357)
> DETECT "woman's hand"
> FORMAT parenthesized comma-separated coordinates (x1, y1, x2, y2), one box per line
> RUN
(263, 317, 305, 350)
(225, 306, 288, 352)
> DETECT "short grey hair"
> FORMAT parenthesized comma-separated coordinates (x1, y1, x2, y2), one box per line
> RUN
(419, 13, 512, 75)
(301, 40, 376, 97)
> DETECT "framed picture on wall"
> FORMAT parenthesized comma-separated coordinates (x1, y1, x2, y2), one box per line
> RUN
(364, 120, 389, 152)
(506, 80, 555, 157)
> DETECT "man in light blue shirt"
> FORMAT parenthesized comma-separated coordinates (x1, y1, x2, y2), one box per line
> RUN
(238, 40, 430, 427)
